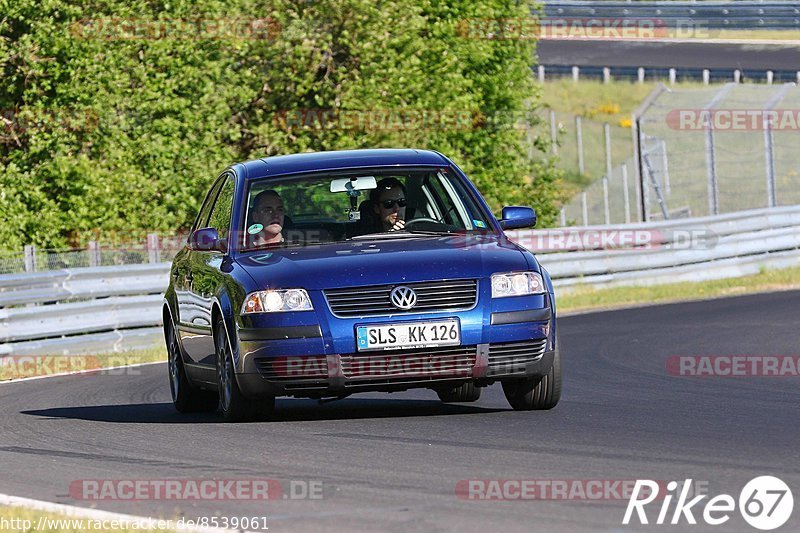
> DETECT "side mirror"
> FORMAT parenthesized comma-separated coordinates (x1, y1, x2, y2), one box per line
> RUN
(500, 206, 536, 230)
(190, 227, 226, 252)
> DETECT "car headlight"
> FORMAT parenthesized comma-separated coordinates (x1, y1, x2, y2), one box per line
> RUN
(491, 272, 545, 298)
(241, 289, 314, 314)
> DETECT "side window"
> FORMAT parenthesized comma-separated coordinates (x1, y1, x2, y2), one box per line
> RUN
(207, 176, 235, 240)
(192, 178, 225, 235)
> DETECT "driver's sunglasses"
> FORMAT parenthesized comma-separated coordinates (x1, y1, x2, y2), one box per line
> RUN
(381, 198, 407, 209)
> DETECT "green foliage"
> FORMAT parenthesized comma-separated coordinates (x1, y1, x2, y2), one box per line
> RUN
(0, 0, 561, 251)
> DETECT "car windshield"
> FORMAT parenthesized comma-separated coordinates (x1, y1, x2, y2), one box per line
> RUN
(240, 168, 493, 251)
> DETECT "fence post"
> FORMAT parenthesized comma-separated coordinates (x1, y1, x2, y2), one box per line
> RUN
(705, 123, 719, 216)
(24, 245, 37, 273)
(581, 192, 588, 226)
(147, 233, 160, 263)
(88, 241, 101, 267)
(702, 83, 735, 216)
(762, 84, 792, 208)
(560, 208, 566, 227)
(549, 110, 558, 155)
(661, 140, 671, 194)
(622, 163, 631, 224)
(537, 65, 545, 83)
(576, 116, 585, 175)
(632, 115, 645, 221)
(603, 123, 613, 224)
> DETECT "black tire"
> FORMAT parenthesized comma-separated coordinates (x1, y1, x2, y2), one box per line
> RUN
(166, 319, 218, 413)
(502, 342, 562, 411)
(437, 382, 481, 403)
(215, 318, 275, 422)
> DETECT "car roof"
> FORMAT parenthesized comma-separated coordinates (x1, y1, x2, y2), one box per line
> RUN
(233, 149, 450, 180)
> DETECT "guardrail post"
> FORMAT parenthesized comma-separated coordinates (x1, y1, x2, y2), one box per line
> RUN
(88, 241, 101, 267)
(734, 69, 741, 83)
(603, 67, 611, 84)
(669, 68, 676, 85)
(538, 65, 545, 83)
(702, 69, 710, 85)
(637, 68, 645, 84)
(576, 116, 585, 175)
(572, 66, 580, 82)
(147, 233, 160, 264)
(24, 245, 37, 273)
(766, 71, 774, 85)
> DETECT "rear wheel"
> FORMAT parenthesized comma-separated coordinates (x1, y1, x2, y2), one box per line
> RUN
(502, 342, 561, 411)
(436, 382, 481, 403)
(215, 317, 275, 422)
(166, 319, 217, 413)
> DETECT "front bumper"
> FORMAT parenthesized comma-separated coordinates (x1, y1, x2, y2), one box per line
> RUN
(236, 333, 554, 399)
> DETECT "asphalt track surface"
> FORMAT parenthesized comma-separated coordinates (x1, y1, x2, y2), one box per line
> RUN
(538, 40, 800, 70)
(1, 291, 799, 532)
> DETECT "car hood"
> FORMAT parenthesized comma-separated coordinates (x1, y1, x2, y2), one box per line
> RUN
(236, 235, 530, 290)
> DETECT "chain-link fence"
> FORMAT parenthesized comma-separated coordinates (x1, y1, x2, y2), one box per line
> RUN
(638, 83, 800, 220)
(0, 235, 184, 275)
(560, 83, 800, 225)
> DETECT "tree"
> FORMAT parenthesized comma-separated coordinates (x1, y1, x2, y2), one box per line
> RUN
(0, 0, 560, 251)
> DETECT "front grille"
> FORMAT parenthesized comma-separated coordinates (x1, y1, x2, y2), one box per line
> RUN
(340, 345, 477, 380)
(487, 339, 547, 376)
(324, 279, 478, 317)
(254, 355, 328, 380)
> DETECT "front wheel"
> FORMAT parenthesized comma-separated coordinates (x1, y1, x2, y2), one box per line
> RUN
(215, 318, 275, 422)
(502, 342, 561, 411)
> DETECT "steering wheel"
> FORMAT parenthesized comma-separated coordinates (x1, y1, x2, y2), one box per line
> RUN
(403, 217, 440, 229)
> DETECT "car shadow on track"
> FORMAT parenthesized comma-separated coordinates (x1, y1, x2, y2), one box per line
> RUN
(21, 398, 506, 424)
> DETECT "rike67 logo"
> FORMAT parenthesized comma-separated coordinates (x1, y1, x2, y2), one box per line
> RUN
(623, 477, 793, 530)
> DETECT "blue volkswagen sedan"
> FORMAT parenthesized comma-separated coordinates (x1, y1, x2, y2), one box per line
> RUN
(163, 149, 560, 421)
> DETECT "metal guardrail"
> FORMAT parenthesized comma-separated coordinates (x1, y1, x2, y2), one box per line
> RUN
(542, 1, 800, 29)
(1, 205, 799, 356)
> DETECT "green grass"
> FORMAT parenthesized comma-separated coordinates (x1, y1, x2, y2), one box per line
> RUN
(540, 79, 715, 124)
(558, 265, 800, 314)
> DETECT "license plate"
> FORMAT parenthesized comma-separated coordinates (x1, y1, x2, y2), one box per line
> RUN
(356, 320, 461, 351)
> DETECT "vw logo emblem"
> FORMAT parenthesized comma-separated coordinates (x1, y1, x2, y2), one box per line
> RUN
(390, 286, 417, 310)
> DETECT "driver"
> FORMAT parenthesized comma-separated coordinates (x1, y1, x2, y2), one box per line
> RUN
(248, 189, 285, 247)
(371, 177, 407, 232)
